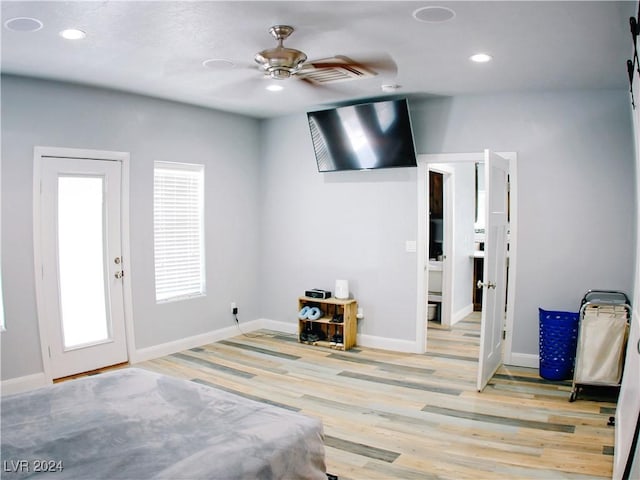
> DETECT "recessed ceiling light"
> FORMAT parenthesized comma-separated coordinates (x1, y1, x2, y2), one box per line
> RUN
(4, 17, 43, 32)
(412, 6, 456, 23)
(59, 29, 86, 40)
(266, 84, 284, 92)
(470, 53, 493, 63)
(202, 59, 235, 70)
(381, 84, 401, 92)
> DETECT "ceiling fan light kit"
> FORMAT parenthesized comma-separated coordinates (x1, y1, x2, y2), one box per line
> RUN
(254, 25, 307, 80)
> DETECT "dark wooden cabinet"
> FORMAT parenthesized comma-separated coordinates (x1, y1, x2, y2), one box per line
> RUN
(429, 171, 443, 219)
(473, 256, 484, 311)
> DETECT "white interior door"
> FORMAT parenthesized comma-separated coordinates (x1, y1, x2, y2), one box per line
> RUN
(37, 155, 128, 379)
(476, 149, 509, 392)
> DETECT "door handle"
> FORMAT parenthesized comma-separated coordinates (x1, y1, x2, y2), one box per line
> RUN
(477, 280, 496, 289)
(115, 271, 124, 279)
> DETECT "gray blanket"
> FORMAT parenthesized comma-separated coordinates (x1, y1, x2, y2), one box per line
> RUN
(1, 368, 326, 479)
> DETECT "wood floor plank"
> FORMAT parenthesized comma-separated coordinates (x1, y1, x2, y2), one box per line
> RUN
(136, 313, 615, 479)
(421, 404, 575, 433)
(439, 423, 609, 455)
(338, 370, 464, 396)
(324, 435, 400, 463)
(191, 377, 301, 412)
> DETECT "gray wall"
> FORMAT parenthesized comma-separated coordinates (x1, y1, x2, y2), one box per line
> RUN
(258, 117, 419, 341)
(259, 89, 636, 356)
(1, 75, 262, 380)
(414, 91, 635, 355)
(1, 76, 635, 381)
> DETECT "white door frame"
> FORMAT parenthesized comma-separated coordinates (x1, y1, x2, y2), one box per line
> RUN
(33, 146, 135, 383)
(416, 152, 518, 362)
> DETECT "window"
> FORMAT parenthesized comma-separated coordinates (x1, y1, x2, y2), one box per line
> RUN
(154, 162, 205, 302)
(0, 184, 4, 331)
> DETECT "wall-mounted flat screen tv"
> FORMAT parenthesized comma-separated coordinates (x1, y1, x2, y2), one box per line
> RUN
(307, 98, 417, 172)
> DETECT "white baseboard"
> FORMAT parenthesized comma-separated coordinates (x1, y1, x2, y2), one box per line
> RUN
(131, 319, 263, 363)
(1, 321, 267, 394)
(1, 372, 49, 395)
(452, 304, 474, 326)
(4, 320, 488, 395)
(261, 319, 297, 334)
(261, 318, 420, 353)
(357, 333, 421, 353)
(505, 352, 539, 368)
(259, 320, 420, 353)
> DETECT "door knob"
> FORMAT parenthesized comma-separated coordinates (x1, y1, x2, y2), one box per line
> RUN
(114, 256, 121, 264)
(115, 271, 124, 279)
(477, 280, 496, 289)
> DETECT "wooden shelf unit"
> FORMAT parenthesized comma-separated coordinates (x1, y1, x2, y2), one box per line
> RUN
(298, 296, 358, 351)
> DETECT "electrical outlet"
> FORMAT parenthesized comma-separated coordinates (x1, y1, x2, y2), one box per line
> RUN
(231, 302, 238, 315)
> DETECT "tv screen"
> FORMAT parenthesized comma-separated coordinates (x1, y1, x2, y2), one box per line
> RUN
(307, 98, 417, 172)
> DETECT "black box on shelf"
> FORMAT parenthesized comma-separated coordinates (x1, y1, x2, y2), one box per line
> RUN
(305, 289, 332, 299)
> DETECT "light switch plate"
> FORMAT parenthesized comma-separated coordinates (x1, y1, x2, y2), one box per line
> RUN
(405, 240, 417, 252)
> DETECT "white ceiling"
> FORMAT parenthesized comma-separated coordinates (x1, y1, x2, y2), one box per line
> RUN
(1, 1, 636, 118)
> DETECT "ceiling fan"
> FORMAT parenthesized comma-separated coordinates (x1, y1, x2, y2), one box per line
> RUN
(253, 25, 395, 86)
(254, 25, 307, 80)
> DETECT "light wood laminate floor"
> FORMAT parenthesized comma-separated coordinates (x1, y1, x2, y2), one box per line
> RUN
(139, 314, 616, 479)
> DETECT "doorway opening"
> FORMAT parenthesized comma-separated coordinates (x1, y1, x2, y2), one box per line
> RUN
(416, 152, 518, 381)
(427, 165, 454, 329)
(427, 169, 444, 325)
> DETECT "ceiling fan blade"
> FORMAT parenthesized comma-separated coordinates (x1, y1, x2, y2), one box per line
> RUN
(295, 53, 396, 89)
(307, 53, 397, 76)
(295, 76, 350, 95)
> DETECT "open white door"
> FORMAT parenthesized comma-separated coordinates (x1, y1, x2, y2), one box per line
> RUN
(476, 149, 509, 392)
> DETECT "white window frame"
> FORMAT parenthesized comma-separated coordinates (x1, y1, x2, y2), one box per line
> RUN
(0, 270, 4, 332)
(1, 150, 4, 332)
(153, 161, 206, 303)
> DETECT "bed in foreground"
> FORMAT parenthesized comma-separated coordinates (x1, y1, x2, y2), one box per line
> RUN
(1, 368, 327, 479)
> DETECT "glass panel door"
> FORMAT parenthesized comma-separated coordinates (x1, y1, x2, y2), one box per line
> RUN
(36, 151, 128, 379)
(57, 176, 110, 349)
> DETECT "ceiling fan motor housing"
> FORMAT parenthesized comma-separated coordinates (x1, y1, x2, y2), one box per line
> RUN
(254, 25, 307, 79)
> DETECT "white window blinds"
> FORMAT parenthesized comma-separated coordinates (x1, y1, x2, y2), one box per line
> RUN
(154, 162, 205, 302)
